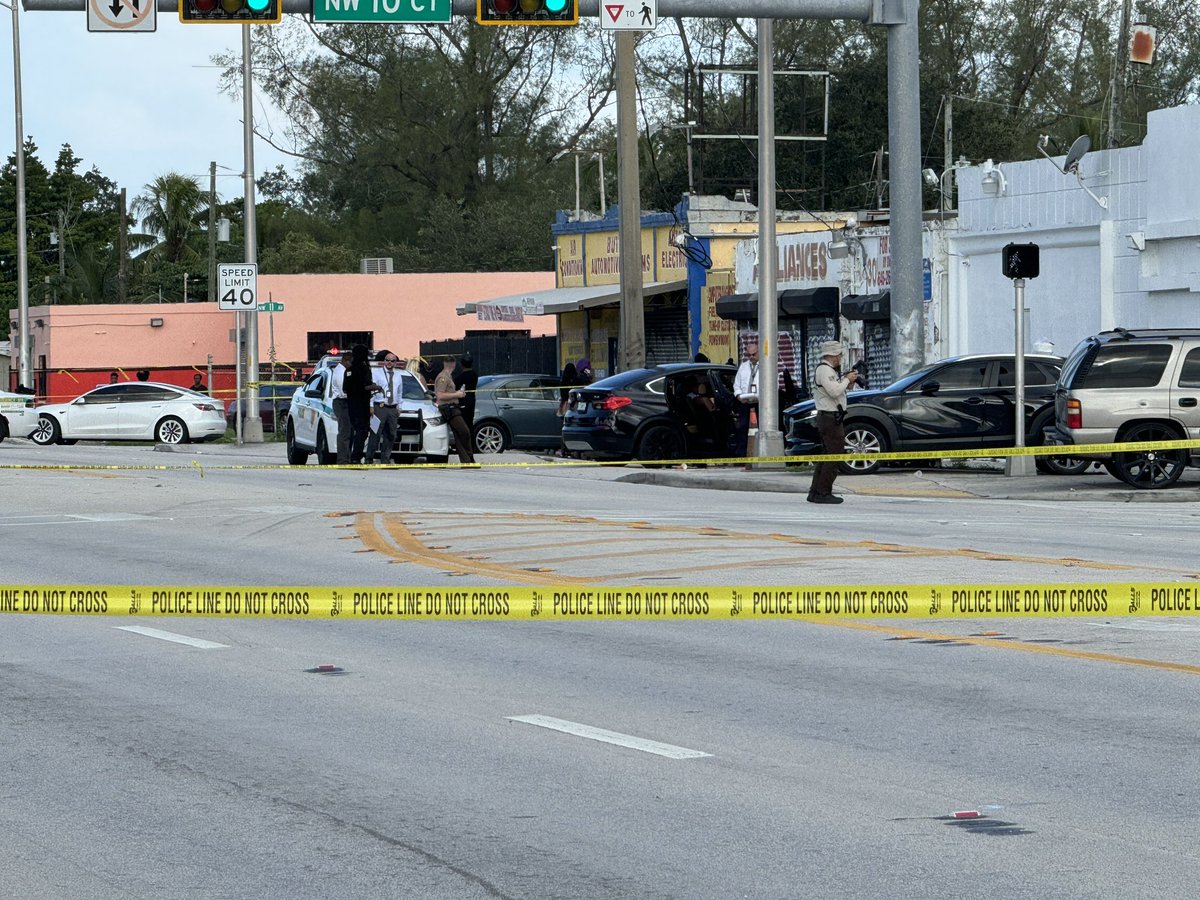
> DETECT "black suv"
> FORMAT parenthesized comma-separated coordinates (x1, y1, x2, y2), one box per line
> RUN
(784, 353, 1087, 475)
(562, 364, 737, 461)
(1048, 328, 1200, 488)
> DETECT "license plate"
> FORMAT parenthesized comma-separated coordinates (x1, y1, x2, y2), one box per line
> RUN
(575, 400, 589, 413)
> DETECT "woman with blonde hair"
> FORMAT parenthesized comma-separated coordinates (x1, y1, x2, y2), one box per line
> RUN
(406, 357, 428, 390)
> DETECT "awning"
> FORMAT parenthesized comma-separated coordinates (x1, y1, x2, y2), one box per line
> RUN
(840, 291, 891, 321)
(457, 280, 687, 320)
(716, 286, 840, 322)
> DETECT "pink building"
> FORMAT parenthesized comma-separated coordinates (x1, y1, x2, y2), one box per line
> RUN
(9, 272, 555, 400)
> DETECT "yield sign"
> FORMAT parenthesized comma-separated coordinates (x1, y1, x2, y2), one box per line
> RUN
(600, 0, 655, 30)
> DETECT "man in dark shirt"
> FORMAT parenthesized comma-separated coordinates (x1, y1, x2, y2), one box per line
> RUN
(343, 344, 378, 464)
(453, 353, 480, 428)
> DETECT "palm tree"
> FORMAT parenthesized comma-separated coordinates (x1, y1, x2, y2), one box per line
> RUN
(130, 173, 208, 268)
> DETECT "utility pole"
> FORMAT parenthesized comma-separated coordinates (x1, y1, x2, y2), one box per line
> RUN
(208, 161, 217, 303)
(57, 209, 65, 278)
(117, 188, 128, 304)
(617, 30, 645, 372)
(1107, 0, 1133, 149)
(942, 94, 953, 212)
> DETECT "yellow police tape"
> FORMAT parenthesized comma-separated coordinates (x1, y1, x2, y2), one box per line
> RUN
(1, 582, 1196, 619)
(1, 438, 1198, 472)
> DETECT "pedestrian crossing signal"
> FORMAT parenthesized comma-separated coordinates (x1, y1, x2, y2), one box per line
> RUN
(476, 0, 578, 25)
(179, 0, 281, 24)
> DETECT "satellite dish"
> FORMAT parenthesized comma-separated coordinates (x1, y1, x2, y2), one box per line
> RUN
(1063, 135, 1091, 175)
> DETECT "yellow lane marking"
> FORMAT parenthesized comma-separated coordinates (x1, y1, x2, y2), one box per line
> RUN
(362, 513, 597, 585)
(344, 510, 1196, 582)
(830, 620, 1200, 677)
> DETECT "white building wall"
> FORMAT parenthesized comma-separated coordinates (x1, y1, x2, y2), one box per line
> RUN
(947, 103, 1200, 358)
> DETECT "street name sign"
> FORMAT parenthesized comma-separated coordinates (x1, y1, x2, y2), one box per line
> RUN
(599, 0, 655, 30)
(312, 0, 450, 23)
(88, 0, 156, 31)
(218, 263, 258, 311)
(259, 301, 285, 312)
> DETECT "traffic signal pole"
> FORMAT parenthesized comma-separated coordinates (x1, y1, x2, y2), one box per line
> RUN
(21, 0, 921, 385)
(240, 23, 264, 443)
(616, 31, 645, 373)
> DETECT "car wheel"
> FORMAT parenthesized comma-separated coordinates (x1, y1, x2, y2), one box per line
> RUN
(474, 421, 508, 454)
(31, 415, 61, 446)
(0, 417, 7, 443)
(285, 420, 310, 466)
(1030, 417, 1091, 475)
(635, 424, 686, 465)
(316, 426, 337, 465)
(1110, 423, 1186, 488)
(155, 416, 189, 445)
(839, 422, 886, 475)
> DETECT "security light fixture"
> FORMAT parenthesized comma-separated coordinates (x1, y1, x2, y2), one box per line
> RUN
(980, 160, 1006, 196)
(150, 318, 164, 327)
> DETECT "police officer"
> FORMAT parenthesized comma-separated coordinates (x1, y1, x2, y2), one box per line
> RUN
(808, 340, 858, 504)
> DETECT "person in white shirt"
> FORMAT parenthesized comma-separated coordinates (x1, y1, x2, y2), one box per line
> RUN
(328, 354, 352, 464)
(808, 339, 858, 504)
(732, 341, 760, 458)
(365, 351, 402, 464)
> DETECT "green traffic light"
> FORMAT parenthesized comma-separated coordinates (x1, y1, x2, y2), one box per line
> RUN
(545, 0, 567, 11)
(246, 0, 270, 10)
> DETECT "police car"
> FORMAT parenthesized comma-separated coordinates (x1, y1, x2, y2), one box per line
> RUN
(285, 354, 449, 465)
(0, 390, 38, 443)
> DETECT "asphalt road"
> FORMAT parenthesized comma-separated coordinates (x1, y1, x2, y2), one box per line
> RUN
(3, 439, 1200, 898)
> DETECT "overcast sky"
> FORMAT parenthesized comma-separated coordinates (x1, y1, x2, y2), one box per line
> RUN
(1, 10, 293, 206)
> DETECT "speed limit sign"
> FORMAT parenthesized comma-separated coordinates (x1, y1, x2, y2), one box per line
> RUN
(218, 263, 258, 311)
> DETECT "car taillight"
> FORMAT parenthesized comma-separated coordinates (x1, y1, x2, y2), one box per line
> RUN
(1065, 399, 1082, 429)
(597, 395, 633, 411)
(193, 403, 218, 412)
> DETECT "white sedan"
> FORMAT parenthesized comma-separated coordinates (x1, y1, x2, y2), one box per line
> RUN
(0, 390, 38, 442)
(30, 382, 228, 446)
(286, 357, 449, 464)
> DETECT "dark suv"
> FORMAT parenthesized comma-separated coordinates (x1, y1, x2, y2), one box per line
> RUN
(562, 364, 737, 461)
(1047, 328, 1200, 488)
(784, 353, 1087, 475)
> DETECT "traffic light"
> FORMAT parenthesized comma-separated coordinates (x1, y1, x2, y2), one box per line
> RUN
(476, 0, 578, 25)
(179, 0, 281, 24)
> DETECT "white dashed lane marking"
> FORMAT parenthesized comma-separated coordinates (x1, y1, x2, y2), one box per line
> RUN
(116, 626, 229, 649)
(508, 714, 712, 760)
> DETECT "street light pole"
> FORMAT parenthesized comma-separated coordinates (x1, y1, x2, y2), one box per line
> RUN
(5, 0, 30, 390)
(755, 17, 782, 462)
(240, 23, 263, 442)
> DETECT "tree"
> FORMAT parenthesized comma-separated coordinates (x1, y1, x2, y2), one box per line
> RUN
(224, 21, 614, 270)
(130, 173, 207, 267)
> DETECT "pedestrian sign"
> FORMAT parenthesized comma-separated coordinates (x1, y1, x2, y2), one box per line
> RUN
(599, 0, 655, 30)
(218, 263, 258, 311)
